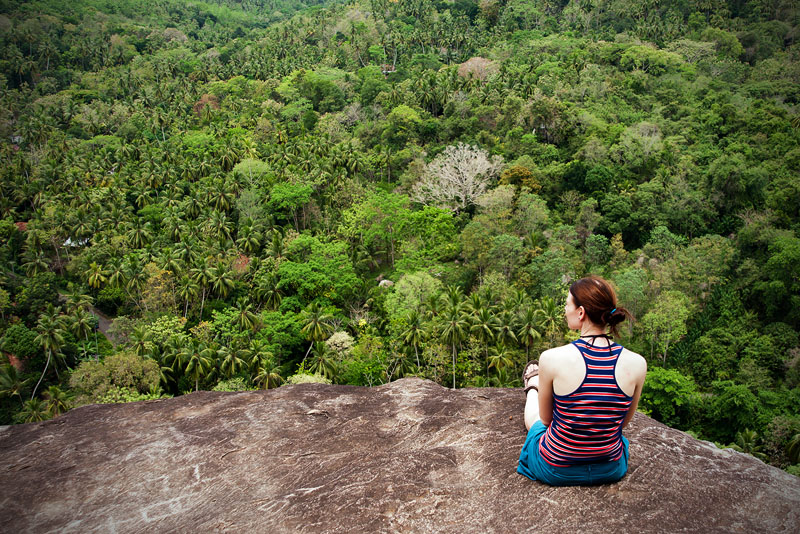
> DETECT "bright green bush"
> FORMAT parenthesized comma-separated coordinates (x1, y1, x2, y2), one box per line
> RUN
(640, 366, 700, 428)
(1, 324, 39, 360)
(212, 378, 255, 392)
(285, 373, 331, 385)
(96, 386, 166, 404)
(69, 351, 161, 404)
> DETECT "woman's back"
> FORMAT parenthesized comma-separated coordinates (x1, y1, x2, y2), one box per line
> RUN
(539, 339, 634, 467)
(547, 338, 644, 398)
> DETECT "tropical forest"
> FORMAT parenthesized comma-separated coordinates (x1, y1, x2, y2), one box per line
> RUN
(0, 0, 799, 474)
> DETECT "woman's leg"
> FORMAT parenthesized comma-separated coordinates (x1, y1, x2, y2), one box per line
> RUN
(523, 372, 540, 431)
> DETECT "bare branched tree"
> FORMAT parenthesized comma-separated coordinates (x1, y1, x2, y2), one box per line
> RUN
(411, 143, 503, 213)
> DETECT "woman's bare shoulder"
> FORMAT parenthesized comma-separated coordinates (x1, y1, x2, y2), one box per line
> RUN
(541, 343, 579, 361)
(619, 347, 647, 372)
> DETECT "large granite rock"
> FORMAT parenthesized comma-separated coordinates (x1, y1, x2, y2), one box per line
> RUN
(0, 378, 797, 533)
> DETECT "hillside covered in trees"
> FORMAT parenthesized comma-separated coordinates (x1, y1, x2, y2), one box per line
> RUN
(0, 0, 798, 472)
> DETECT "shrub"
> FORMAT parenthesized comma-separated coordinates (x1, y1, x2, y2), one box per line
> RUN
(639, 366, 700, 428)
(285, 373, 331, 385)
(762, 415, 800, 468)
(212, 378, 255, 392)
(1, 324, 38, 361)
(16, 272, 59, 321)
(69, 351, 160, 403)
(705, 380, 761, 443)
(96, 286, 126, 315)
(96, 386, 165, 404)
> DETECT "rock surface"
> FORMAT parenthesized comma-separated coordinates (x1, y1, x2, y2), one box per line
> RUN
(0, 378, 798, 533)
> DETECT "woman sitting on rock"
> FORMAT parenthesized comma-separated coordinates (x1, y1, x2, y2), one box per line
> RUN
(518, 276, 647, 486)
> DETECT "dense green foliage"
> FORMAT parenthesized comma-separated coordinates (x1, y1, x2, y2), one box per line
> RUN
(0, 0, 798, 472)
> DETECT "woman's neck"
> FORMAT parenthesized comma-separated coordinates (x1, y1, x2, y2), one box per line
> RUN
(579, 325, 606, 337)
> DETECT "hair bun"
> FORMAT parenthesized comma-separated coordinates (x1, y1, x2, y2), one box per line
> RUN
(607, 307, 625, 326)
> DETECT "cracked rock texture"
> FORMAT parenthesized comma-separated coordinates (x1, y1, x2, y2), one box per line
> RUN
(1, 378, 798, 533)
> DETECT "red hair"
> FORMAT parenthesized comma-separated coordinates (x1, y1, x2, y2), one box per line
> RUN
(569, 276, 633, 337)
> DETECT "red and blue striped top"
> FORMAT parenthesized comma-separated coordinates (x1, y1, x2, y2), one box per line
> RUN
(539, 339, 633, 467)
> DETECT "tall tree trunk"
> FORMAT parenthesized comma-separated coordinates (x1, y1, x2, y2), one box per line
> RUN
(32, 350, 51, 399)
(452, 344, 456, 389)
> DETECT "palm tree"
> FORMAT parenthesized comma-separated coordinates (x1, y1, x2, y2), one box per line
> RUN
(309, 342, 337, 380)
(22, 250, 50, 276)
(300, 302, 335, 361)
(517, 307, 544, 359)
(234, 298, 260, 332)
(176, 239, 198, 264)
(400, 310, 426, 368)
(126, 220, 152, 248)
(470, 307, 499, 375)
(247, 338, 271, 372)
(255, 273, 282, 311)
(270, 230, 285, 259)
(787, 433, 800, 464)
(422, 292, 443, 320)
(209, 185, 234, 212)
(129, 326, 152, 357)
(495, 310, 519, 347)
(42, 385, 71, 417)
(181, 341, 214, 392)
(64, 289, 93, 314)
(163, 215, 183, 242)
(440, 302, 469, 388)
(488, 367, 517, 388)
(207, 210, 233, 244)
(488, 343, 513, 373)
(210, 263, 235, 299)
(32, 311, 65, 399)
(236, 226, 261, 254)
(444, 284, 464, 308)
(106, 257, 126, 288)
(537, 296, 564, 344)
(123, 256, 148, 311)
(177, 276, 200, 318)
(159, 336, 186, 388)
(0, 364, 30, 406)
(464, 293, 485, 316)
(217, 345, 247, 379)
(70, 307, 95, 360)
(190, 257, 213, 319)
(507, 289, 530, 310)
(18, 398, 50, 423)
(729, 429, 768, 461)
(253, 354, 283, 390)
(150, 349, 175, 391)
(388, 348, 416, 381)
(158, 249, 184, 276)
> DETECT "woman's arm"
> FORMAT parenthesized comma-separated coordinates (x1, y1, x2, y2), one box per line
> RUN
(537, 350, 556, 426)
(622, 355, 647, 429)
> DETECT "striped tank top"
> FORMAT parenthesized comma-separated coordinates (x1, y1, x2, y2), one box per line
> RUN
(539, 339, 633, 467)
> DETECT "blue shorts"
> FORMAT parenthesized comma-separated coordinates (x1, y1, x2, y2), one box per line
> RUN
(517, 421, 629, 486)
